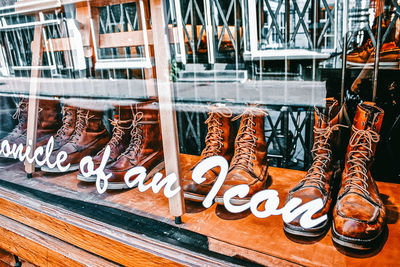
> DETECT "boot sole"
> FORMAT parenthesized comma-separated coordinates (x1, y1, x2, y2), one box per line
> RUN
(283, 220, 329, 238)
(105, 161, 165, 190)
(331, 222, 384, 250)
(183, 192, 206, 202)
(41, 163, 80, 173)
(76, 173, 96, 183)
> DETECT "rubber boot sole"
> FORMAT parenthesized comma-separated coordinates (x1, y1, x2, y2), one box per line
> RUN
(331, 223, 384, 250)
(41, 163, 80, 173)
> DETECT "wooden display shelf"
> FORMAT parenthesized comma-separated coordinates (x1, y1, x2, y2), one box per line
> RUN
(0, 154, 399, 266)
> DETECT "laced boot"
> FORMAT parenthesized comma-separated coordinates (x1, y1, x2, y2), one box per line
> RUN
(0, 98, 61, 158)
(215, 106, 269, 204)
(41, 108, 110, 173)
(183, 105, 234, 201)
(0, 98, 29, 155)
(77, 105, 133, 182)
(332, 102, 386, 250)
(103, 100, 164, 190)
(52, 104, 78, 151)
(283, 98, 344, 237)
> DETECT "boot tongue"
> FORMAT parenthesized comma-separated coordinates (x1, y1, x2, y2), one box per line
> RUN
(233, 115, 255, 167)
(307, 99, 339, 182)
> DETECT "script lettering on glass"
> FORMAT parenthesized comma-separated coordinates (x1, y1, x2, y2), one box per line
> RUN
(81, 148, 326, 229)
(0, 137, 70, 171)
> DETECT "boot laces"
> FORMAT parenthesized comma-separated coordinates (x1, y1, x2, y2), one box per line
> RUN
(201, 106, 232, 158)
(96, 117, 132, 156)
(12, 101, 42, 138)
(71, 110, 94, 141)
(301, 124, 346, 189)
(230, 107, 267, 172)
(121, 112, 144, 161)
(343, 125, 379, 199)
(11, 100, 28, 133)
(55, 106, 74, 141)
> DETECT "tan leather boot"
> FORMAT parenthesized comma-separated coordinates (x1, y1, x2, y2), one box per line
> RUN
(183, 105, 234, 201)
(284, 98, 344, 237)
(215, 106, 269, 204)
(77, 105, 133, 182)
(41, 108, 110, 172)
(103, 100, 164, 190)
(332, 102, 386, 250)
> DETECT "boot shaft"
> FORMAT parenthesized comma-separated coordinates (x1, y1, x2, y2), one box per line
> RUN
(13, 98, 29, 131)
(201, 105, 234, 159)
(105, 105, 135, 151)
(127, 100, 162, 158)
(54, 104, 78, 144)
(116, 105, 135, 121)
(38, 99, 61, 130)
(312, 98, 343, 157)
(347, 101, 384, 157)
(231, 106, 268, 173)
(60, 104, 78, 137)
(72, 109, 106, 143)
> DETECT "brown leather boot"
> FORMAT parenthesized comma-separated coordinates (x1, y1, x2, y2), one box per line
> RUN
(0, 98, 61, 158)
(77, 105, 133, 182)
(183, 105, 234, 201)
(52, 104, 78, 151)
(332, 102, 386, 250)
(41, 108, 110, 173)
(103, 100, 164, 190)
(36, 99, 62, 148)
(283, 98, 344, 237)
(215, 106, 269, 204)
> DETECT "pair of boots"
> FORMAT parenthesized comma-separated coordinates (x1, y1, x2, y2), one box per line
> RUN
(183, 105, 269, 204)
(76, 100, 164, 190)
(40, 104, 110, 172)
(0, 98, 61, 157)
(285, 99, 385, 250)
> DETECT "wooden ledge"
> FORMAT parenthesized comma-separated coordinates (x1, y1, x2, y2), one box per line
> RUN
(0, 214, 116, 267)
(0, 184, 240, 266)
(0, 155, 399, 266)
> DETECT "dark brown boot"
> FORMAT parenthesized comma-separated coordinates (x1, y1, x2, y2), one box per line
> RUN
(103, 100, 164, 190)
(284, 98, 343, 237)
(183, 105, 234, 201)
(215, 106, 269, 204)
(41, 108, 110, 173)
(332, 102, 386, 250)
(77, 105, 133, 182)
